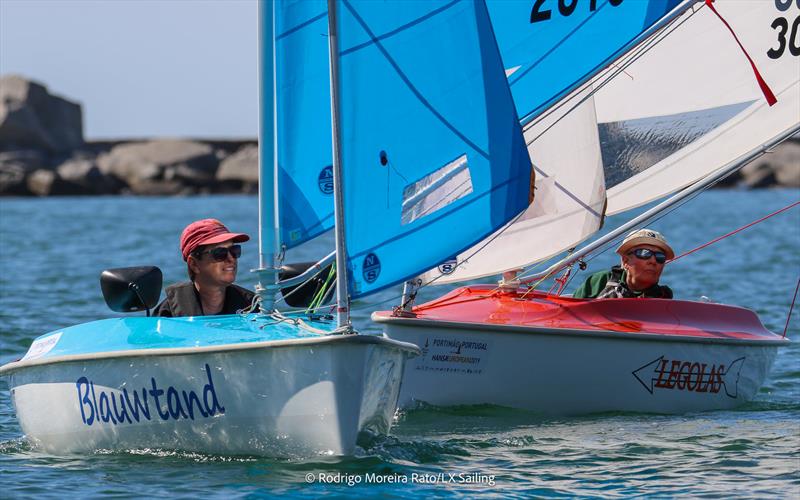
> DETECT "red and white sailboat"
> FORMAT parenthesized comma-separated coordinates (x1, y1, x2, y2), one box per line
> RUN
(374, 0, 799, 414)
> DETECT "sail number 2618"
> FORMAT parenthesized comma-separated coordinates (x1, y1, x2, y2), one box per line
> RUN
(530, 0, 622, 24)
(769, 0, 800, 59)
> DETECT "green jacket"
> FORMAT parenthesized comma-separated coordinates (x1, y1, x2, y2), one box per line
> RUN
(572, 266, 673, 299)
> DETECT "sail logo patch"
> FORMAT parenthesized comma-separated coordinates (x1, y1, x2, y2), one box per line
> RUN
(438, 258, 458, 275)
(318, 165, 334, 194)
(632, 356, 745, 398)
(363, 253, 381, 283)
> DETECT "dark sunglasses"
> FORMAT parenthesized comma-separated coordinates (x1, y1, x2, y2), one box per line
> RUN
(629, 248, 667, 264)
(195, 244, 242, 262)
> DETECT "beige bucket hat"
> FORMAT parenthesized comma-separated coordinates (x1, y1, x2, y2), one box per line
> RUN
(616, 228, 675, 260)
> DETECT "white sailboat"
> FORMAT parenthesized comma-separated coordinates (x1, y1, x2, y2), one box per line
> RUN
(375, 0, 799, 413)
(0, 0, 421, 457)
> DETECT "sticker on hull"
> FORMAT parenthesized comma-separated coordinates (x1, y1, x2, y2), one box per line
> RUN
(22, 332, 62, 361)
(632, 356, 745, 398)
(414, 336, 490, 375)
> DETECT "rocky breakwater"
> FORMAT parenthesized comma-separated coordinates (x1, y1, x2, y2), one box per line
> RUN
(0, 75, 257, 196)
(0, 75, 797, 196)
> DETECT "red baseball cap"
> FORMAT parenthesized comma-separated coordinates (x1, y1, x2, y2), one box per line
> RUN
(180, 219, 250, 261)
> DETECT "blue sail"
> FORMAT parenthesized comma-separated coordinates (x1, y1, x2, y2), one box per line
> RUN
(275, 0, 334, 248)
(486, 0, 684, 124)
(334, 0, 532, 297)
(273, 0, 684, 250)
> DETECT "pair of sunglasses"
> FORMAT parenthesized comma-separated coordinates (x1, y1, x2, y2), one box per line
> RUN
(629, 247, 667, 264)
(196, 244, 242, 262)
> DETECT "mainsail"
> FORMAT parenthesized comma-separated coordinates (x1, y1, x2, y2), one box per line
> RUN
(331, 0, 532, 297)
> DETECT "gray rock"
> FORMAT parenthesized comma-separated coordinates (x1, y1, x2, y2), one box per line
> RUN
(771, 141, 800, 188)
(739, 139, 799, 188)
(26, 168, 86, 196)
(0, 149, 47, 170)
(0, 163, 31, 195)
(56, 157, 126, 194)
(98, 140, 217, 189)
(740, 162, 776, 188)
(164, 163, 216, 185)
(217, 144, 257, 183)
(0, 149, 47, 195)
(56, 158, 97, 181)
(0, 75, 83, 152)
(26, 169, 57, 196)
(124, 179, 187, 196)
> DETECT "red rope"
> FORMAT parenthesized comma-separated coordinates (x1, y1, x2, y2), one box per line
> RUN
(704, 0, 777, 106)
(669, 201, 800, 263)
(784, 277, 800, 339)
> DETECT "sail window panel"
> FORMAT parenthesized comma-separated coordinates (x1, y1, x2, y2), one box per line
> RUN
(401, 154, 473, 225)
(600, 102, 752, 189)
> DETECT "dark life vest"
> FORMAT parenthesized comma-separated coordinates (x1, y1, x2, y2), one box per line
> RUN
(153, 282, 256, 317)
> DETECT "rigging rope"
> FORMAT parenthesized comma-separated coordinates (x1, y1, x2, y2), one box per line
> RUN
(783, 276, 800, 339)
(669, 200, 800, 263)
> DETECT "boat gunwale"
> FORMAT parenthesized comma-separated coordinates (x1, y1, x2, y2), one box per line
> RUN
(0, 334, 420, 376)
(371, 313, 790, 347)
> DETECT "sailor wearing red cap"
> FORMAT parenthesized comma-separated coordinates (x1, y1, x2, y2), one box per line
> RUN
(153, 219, 256, 317)
(573, 228, 674, 300)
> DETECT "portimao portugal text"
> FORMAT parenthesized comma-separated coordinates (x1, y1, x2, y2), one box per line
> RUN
(75, 364, 225, 426)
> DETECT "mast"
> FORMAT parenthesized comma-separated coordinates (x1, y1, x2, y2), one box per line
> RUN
(521, 123, 800, 285)
(255, 0, 280, 312)
(326, 0, 351, 329)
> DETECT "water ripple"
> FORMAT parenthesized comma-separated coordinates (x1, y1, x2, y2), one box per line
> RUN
(1, 192, 799, 497)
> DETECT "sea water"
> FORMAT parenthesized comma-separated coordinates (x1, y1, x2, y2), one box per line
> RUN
(0, 189, 798, 498)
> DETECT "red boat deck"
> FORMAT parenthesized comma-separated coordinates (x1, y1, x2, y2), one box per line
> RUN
(374, 285, 786, 343)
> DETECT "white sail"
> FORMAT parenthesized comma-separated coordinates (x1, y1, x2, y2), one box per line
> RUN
(420, 0, 799, 285)
(597, 0, 800, 214)
(418, 86, 605, 285)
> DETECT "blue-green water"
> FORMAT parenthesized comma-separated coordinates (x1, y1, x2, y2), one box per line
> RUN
(1, 190, 798, 498)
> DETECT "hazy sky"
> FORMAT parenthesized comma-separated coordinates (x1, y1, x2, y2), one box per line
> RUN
(0, 0, 258, 139)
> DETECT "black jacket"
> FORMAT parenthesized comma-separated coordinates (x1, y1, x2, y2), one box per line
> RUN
(153, 282, 256, 317)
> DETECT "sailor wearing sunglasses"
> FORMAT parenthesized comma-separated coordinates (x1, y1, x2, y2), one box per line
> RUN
(153, 219, 256, 317)
(573, 229, 674, 300)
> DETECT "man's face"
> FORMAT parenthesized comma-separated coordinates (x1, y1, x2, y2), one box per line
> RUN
(189, 240, 239, 288)
(621, 244, 666, 291)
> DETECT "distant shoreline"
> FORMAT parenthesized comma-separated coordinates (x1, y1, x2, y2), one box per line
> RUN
(1, 74, 798, 197)
(1, 136, 796, 198)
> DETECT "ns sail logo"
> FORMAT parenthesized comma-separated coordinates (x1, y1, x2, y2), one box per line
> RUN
(318, 166, 334, 194)
(363, 253, 381, 283)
